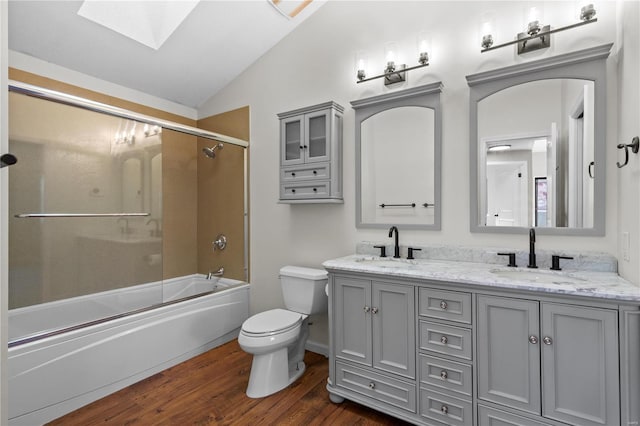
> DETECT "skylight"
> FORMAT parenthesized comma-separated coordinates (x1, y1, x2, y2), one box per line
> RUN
(77, 0, 200, 50)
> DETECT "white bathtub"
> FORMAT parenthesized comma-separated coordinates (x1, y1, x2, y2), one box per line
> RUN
(8, 274, 250, 425)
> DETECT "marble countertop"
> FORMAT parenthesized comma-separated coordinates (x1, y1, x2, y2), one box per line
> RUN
(323, 254, 640, 303)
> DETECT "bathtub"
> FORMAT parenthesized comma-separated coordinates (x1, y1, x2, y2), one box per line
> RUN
(8, 274, 250, 425)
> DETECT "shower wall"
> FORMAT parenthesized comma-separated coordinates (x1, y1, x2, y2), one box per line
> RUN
(197, 107, 250, 282)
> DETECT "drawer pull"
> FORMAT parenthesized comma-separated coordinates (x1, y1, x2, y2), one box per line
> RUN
(440, 335, 448, 345)
(439, 300, 448, 310)
(441, 405, 449, 415)
(529, 335, 539, 344)
(543, 336, 553, 345)
(371, 307, 379, 314)
(363, 306, 370, 313)
(440, 370, 448, 380)
(368, 382, 375, 389)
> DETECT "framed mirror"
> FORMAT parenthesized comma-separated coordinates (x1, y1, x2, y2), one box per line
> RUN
(352, 82, 442, 229)
(467, 43, 612, 235)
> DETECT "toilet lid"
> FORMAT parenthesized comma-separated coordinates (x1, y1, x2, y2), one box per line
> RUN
(242, 309, 303, 336)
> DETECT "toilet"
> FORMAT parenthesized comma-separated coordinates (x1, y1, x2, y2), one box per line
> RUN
(238, 266, 328, 398)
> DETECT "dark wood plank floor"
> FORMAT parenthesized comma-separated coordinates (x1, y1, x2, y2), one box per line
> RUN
(48, 339, 412, 425)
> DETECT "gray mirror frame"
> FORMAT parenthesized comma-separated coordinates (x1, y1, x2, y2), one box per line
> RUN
(466, 43, 612, 236)
(351, 82, 443, 230)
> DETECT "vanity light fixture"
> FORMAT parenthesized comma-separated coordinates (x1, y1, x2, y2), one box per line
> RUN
(480, 2, 597, 54)
(356, 34, 430, 85)
(143, 124, 162, 138)
(488, 144, 512, 152)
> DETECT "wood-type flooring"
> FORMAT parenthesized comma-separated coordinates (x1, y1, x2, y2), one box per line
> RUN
(48, 339, 412, 425)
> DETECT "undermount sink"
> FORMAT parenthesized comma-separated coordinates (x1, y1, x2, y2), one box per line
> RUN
(355, 256, 418, 268)
(490, 269, 588, 285)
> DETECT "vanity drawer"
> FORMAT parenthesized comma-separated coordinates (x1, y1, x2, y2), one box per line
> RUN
(419, 288, 472, 324)
(335, 361, 416, 413)
(419, 388, 472, 426)
(281, 163, 330, 181)
(280, 180, 330, 199)
(419, 354, 472, 397)
(478, 404, 554, 426)
(419, 321, 472, 361)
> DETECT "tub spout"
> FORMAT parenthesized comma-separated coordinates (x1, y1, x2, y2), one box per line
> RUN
(207, 266, 224, 280)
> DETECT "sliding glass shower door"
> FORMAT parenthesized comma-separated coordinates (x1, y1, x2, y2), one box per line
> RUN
(8, 91, 163, 341)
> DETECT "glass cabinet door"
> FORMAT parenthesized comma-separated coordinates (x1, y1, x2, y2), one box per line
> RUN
(305, 110, 330, 163)
(281, 115, 304, 165)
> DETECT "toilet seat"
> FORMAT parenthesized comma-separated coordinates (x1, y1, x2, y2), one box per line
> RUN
(241, 308, 303, 336)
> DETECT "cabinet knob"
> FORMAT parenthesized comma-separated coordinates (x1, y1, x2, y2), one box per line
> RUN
(440, 370, 448, 380)
(439, 300, 448, 310)
(363, 306, 370, 313)
(371, 307, 379, 314)
(529, 335, 539, 344)
(440, 335, 448, 345)
(291, 172, 296, 177)
(313, 188, 317, 192)
(543, 336, 553, 345)
(441, 405, 449, 415)
(313, 170, 317, 175)
(299, 146, 304, 149)
(291, 189, 296, 193)
(368, 382, 375, 389)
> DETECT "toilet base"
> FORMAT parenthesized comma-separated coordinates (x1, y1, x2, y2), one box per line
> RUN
(245, 347, 306, 398)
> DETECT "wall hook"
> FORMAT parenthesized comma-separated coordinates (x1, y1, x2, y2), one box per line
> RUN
(616, 136, 639, 168)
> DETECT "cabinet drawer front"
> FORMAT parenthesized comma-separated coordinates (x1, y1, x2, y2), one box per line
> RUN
(419, 354, 472, 397)
(419, 321, 472, 360)
(335, 361, 416, 413)
(419, 388, 472, 426)
(419, 288, 472, 324)
(478, 404, 553, 426)
(280, 181, 330, 199)
(281, 163, 330, 181)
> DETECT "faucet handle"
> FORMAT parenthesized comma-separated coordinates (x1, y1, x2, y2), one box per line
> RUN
(550, 255, 573, 271)
(497, 252, 517, 267)
(407, 247, 421, 260)
(373, 245, 387, 258)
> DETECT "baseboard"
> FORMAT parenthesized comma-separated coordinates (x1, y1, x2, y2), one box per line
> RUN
(305, 340, 328, 357)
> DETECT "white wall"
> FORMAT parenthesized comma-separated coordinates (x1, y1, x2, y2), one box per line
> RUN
(198, 1, 627, 317)
(616, 0, 640, 284)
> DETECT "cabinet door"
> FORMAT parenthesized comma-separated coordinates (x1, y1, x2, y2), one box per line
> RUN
(304, 110, 330, 163)
(541, 303, 619, 426)
(281, 115, 304, 165)
(334, 276, 372, 366)
(477, 295, 541, 414)
(372, 281, 415, 379)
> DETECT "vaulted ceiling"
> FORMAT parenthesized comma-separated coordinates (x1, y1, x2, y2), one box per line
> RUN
(8, 1, 325, 109)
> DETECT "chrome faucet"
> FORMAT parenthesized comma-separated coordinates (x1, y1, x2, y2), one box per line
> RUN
(146, 218, 161, 237)
(388, 226, 400, 258)
(527, 228, 537, 268)
(117, 217, 131, 235)
(207, 266, 224, 279)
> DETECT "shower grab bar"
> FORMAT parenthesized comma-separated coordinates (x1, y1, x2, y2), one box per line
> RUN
(15, 212, 150, 218)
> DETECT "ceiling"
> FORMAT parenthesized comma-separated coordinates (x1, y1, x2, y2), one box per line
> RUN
(8, 1, 325, 110)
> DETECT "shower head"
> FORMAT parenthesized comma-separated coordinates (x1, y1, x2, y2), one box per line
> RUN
(202, 143, 224, 159)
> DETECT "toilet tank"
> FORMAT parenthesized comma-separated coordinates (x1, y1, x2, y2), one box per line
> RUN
(280, 266, 328, 315)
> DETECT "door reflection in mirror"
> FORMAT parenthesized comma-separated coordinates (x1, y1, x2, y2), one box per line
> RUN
(478, 79, 595, 229)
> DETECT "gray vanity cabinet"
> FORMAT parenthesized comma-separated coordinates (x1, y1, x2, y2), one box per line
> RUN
(333, 276, 415, 379)
(278, 101, 344, 203)
(477, 295, 619, 426)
